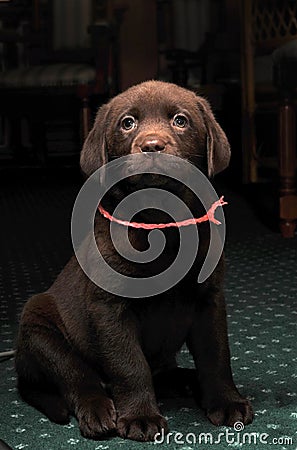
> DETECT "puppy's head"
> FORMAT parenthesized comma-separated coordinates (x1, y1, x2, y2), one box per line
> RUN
(80, 81, 230, 180)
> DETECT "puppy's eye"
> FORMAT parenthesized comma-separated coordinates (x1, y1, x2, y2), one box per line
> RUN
(121, 116, 137, 131)
(172, 114, 188, 128)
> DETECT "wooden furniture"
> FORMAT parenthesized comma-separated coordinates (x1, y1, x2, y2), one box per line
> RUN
(240, 0, 297, 237)
(0, 0, 120, 166)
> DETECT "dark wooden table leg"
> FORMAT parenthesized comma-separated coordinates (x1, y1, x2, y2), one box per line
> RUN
(278, 96, 297, 238)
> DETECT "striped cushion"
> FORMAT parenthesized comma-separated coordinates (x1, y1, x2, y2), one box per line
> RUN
(0, 63, 96, 88)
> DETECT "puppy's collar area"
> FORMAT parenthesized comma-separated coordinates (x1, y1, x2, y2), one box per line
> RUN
(98, 197, 227, 229)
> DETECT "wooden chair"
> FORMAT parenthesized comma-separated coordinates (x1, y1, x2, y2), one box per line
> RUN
(240, 0, 297, 237)
(0, 0, 120, 166)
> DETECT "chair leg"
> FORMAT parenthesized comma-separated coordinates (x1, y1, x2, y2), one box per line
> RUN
(278, 96, 297, 237)
(10, 117, 23, 161)
(29, 118, 48, 166)
(81, 96, 91, 142)
(242, 112, 258, 183)
(77, 85, 91, 143)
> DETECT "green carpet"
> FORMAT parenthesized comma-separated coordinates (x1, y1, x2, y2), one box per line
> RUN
(0, 183, 296, 450)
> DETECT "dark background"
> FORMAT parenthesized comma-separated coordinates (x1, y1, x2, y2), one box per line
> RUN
(0, 0, 276, 186)
(0, 0, 296, 238)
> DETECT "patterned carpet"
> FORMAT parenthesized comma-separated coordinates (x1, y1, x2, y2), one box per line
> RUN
(0, 176, 296, 450)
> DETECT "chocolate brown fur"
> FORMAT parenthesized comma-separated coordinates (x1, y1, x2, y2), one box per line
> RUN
(16, 81, 253, 441)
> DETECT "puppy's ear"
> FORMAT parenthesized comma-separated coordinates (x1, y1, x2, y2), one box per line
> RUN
(80, 103, 109, 177)
(197, 97, 231, 177)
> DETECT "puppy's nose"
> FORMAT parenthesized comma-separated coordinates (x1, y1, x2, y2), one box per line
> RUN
(140, 137, 167, 153)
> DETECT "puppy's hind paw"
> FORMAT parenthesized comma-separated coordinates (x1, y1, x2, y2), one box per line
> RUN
(117, 414, 168, 441)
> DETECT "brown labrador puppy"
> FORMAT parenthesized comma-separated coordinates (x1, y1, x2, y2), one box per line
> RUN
(15, 81, 253, 441)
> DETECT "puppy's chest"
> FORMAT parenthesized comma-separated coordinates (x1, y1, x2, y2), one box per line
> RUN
(133, 294, 195, 358)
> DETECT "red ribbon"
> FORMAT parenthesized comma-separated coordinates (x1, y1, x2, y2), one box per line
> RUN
(98, 196, 227, 229)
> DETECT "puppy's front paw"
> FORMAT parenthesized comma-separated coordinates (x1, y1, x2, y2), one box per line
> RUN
(117, 414, 168, 441)
(77, 396, 117, 439)
(207, 398, 254, 427)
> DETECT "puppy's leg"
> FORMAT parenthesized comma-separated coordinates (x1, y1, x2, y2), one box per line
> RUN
(90, 305, 168, 442)
(17, 375, 70, 425)
(16, 294, 116, 439)
(186, 288, 254, 427)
